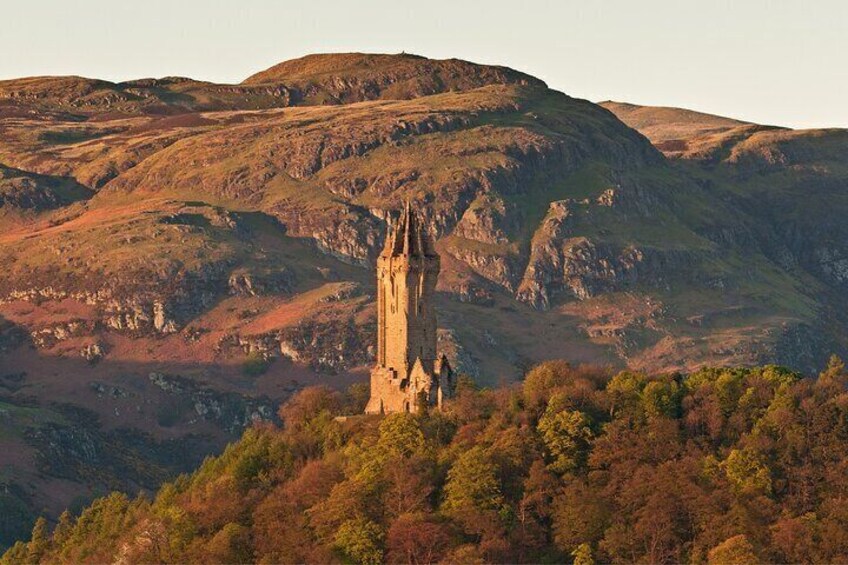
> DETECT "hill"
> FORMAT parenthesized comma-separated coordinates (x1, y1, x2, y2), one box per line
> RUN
(3, 52, 848, 546)
(5, 359, 848, 563)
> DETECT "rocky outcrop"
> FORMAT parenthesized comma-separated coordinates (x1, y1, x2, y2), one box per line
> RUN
(30, 320, 95, 348)
(450, 282, 495, 306)
(217, 316, 374, 374)
(148, 373, 274, 432)
(521, 236, 645, 308)
(447, 244, 521, 292)
(437, 328, 480, 378)
(228, 267, 295, 296)
(80, 342, 106, 363)
(453, 194, 515, 244)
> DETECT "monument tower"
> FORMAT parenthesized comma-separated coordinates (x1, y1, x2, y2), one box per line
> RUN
(365, 203, 453, 414)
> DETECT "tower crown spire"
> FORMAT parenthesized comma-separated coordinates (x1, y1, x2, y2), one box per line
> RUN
(382, 201, 434, 257)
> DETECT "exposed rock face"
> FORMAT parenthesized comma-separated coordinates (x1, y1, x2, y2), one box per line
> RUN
(227, 267, 294, 296)
(454, 194, 515, 244)
(80, 343, 105, 363)
(451, 282, 495, 306)
(518, 236, 645, 309)
(447, 245, 521, 292)
(30, 320, 94, 348)
(437, 328, 480, 379)
(216, 315, 373, 375)
(147, 373, 274, 432)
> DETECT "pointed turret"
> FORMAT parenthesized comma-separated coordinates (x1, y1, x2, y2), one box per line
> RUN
(382, 201, 434, 257)
(380, 218, 396, 257)
(402, 201, 413, 255)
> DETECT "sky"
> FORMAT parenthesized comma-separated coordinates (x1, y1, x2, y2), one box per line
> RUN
(1, 0, 846, 129)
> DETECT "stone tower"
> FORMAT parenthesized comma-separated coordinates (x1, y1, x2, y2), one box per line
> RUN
(365, 203, 453, 414)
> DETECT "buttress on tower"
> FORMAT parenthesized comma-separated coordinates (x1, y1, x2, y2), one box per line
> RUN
(365, 203, 453, 414)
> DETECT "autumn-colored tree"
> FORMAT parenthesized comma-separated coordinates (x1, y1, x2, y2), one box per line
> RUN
(385, 513, 452, 564)
(571, 542, 594, 565)
(552, 480, 607, 554)
(204, 522, 252, 563)
(25, 517, 49, 564)
(707, 534, 758, 565)
(382, 456, 435, 519)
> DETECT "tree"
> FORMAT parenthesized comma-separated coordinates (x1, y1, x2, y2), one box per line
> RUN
(386, 513, 452, 564)
(572, 543, 594, 565)
(344, 382, 371, 414)
(25, 517, 49, 564)
(52, 510, 74, 548)
(605, 371, 647, 417)
(523, 360, 574, 411)
(551, 481, 606, 553)
(537, 397, 594, 473)
(641, 379, 682, 419)
(382, 456, 435, 519)
(252, 459, 342, 563)
(278, 385, 342, 431)
(722, 449, 772, 494)
(204, 522, 252, 564)
(817, 354, 847, 393)
(333, 517, 384, 565)
(707, 534, 758, 565)
(376, 413, 426, 458)
(442, 447, 509, 536)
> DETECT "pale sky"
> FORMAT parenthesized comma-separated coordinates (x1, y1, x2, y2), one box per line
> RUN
(2, 0, 846, 129)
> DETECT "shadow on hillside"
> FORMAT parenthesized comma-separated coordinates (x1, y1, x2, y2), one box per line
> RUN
(0, 312, 359, 548)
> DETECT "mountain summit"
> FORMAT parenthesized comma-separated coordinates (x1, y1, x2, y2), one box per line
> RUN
(241, 52, 545, 103)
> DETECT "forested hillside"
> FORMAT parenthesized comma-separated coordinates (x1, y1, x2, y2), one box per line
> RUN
(6, 358, 848, 564)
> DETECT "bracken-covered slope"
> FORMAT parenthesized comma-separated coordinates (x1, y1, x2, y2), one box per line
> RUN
(1, 53, 847, 545)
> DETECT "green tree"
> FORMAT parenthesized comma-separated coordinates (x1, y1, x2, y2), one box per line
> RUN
(205, 522, 252, 563)
(571, 542, 594, 565)
(523, 360, 574, 411)
(537, 396, 593, 473)
(605, 371, 647, 417)
(376, 412, 426, 458)
(722, 449, 772, 494)
(641, 379, 682, 418)
(442, 447, 509, 535)
(817, 354, 847, 392)
(333, 517, 384, 565)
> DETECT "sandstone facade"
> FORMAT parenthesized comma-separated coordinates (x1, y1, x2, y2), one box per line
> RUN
(365, 204, 453, 414)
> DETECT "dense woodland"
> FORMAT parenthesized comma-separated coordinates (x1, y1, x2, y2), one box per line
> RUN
(4, 358, 848, 564)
